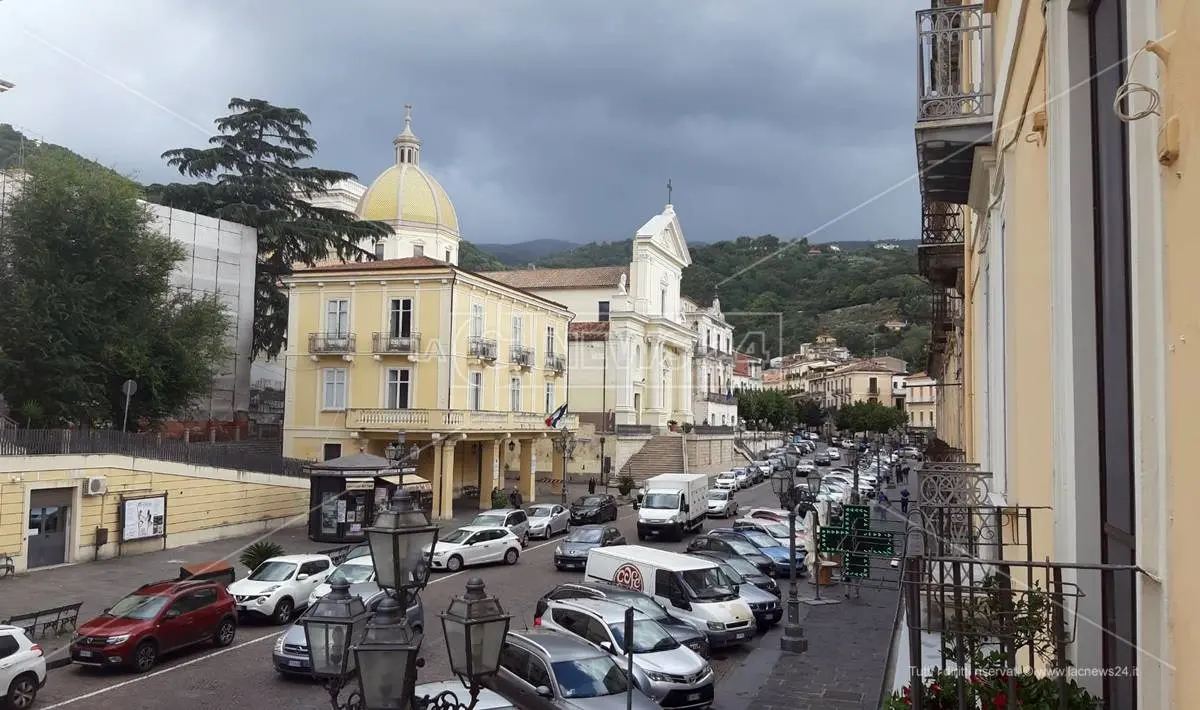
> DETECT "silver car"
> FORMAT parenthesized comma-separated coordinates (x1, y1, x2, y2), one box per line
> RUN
(498, 629, 660, 710)
(527, 503, 570, 539)
(703, 558, 781, 629)
(539, 599, 714, 710)
(704, 489, 738, 519)
(471, 509, 531, 547)
(273, 584, 423, 675)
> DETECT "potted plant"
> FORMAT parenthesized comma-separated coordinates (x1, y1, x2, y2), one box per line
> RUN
(667, 420, 678, 432)
(680, 422, 694, 434)
(617, 475, 635, 496)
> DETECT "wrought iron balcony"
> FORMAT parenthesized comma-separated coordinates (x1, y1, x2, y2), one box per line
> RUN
(545, 353, 566, 374)
(468, 337, 498, 360)
(510, 345, 534, 368)
(701, 392, 733, 405)
(347, 408, 578, 433)
(931, 286, 953, 341)
(372, 332, 420, 355)
(308, 332, 356, 355)
(918, 200, 965, 287)
(915, 3, 994, 205)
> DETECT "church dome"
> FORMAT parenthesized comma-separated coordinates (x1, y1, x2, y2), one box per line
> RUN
(356, 106, 460, 235)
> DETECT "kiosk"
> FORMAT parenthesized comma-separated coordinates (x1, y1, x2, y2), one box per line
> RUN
(305, 453, 432, 544)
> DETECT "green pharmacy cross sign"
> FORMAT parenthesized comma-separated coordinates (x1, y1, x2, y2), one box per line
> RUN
(817, 504, 895, 579)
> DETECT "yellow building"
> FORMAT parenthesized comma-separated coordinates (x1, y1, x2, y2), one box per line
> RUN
(912, 0, 1197, 705)
(281, 256, 575, 519)
(902, 371, 937, 432)
(803, 359, 907, 410)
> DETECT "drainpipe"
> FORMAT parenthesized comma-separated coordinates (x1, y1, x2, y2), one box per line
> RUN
(445, 272, 458, 409)
(600, 320, 608, 486)
(564, 311, 576, 498)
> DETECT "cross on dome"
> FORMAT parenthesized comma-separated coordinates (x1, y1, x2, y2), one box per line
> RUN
(393, 103, 421, 166)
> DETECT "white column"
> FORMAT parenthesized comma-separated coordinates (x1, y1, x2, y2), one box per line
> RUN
(649, 338, 665, 413)
(681, 347, 694, 422)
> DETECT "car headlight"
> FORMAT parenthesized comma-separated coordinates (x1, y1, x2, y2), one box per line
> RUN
(263, 585, 280, 594)
(706, 621, 726, 631)
(645, 671, 673, 682)
(274, 636, 285, 653)
(105, 634, 131, 645)
(555, 546, 563, 555)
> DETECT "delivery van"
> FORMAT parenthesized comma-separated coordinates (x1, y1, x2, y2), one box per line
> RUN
(636, 472, 709, 541)
(585, 545, 756, 648)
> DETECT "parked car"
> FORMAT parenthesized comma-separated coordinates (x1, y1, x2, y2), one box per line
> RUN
(714, 472, 738, 491)
(827, 448, 841, 461)
(424, 526, 522, 572)
(732, 469, 752, 489)
(534, 582, 709, 659)
(743, 507, 788, 523)
(497, 629, 661, 710)
(307, 556, 377, 607)
(814, 452, 831, 467)
(684, 534, 774, 576)
(527, 504, 570, 539)
(733, 518, 807, 549)
(412, 681, 513, 710)
(704, 489, 738, 518)
(471, 508, 531, 547)
(537, 598, 714, 709)
(273, 588, 422, 675)
(71, 579, 237, 672)
(554, 525, 626, 571)
(569, 494, 619, 525)
(696, 557, 781, 629)
(228, 554, 333, 624)
(708, 528, 798, 577)
(0, 625, 46, 710)
(689, 550, 778, 597)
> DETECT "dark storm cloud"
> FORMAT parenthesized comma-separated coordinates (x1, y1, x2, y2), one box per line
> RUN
(0, 0, 926, 244)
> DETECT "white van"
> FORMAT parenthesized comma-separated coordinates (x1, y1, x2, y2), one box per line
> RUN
(584, 545, 756, 648)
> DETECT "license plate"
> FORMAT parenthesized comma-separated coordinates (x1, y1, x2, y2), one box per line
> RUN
(77, 650, 94, 658)
(735, 633, 746, 639)
(286, 660, 302, 667)
(687, 694, 701, 702)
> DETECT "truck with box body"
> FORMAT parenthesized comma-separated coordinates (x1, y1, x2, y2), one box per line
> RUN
(585, 545, 757, 649)
(635, 473, 709, 541)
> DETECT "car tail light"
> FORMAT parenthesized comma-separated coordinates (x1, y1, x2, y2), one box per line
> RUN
(532, 616, 542, 627)
(30, 644, 43, 656)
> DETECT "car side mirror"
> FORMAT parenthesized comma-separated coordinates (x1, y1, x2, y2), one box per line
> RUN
(297, 573, 309, 581)
(535, 686, 553, 699)
(632, 502, 640, 510)
(599, 640, 615, 653)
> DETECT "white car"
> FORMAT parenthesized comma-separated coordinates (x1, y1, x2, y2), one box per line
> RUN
(308, 556, 377, 608)
(526, 503, 570, 539)
(424, 526, 521, 572)
(715, 472, 739, 490)
(0, 625, 46, 710)
(797, 460, 816, 473)
(733, 469, 752, 489)
(827, 449, 841, 460)
(229, 554, 333, 624)
(705, 488, 739, 518)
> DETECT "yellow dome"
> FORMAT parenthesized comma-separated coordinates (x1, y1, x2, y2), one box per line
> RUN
(357, 163, 459, 234)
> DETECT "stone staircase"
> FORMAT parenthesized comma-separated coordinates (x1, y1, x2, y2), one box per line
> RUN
(619, 435, 686, 482)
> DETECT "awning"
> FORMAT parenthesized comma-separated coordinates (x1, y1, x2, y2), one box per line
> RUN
(374, 474, 432, 492)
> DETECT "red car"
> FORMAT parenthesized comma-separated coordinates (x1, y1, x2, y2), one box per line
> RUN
(70, 579, 237, 672)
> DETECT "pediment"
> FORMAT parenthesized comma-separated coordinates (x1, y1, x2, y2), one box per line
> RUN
(633, 205, 691, 267)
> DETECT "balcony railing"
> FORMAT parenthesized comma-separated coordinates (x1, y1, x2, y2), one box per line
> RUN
(545, 354, 566, 373)
(309, 332, 356, 355)
(700, 392, 734, 405)
(346, 408, 578, 433)
(921, 200, 965, 246)
(510, 345, 534, 368)
(372, 332, 420, 355)
(468, 337, 498, 360)
(916, 3, 993, 122)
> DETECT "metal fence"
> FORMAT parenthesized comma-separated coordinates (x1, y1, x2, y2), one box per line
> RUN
(0, 428, 312, 477)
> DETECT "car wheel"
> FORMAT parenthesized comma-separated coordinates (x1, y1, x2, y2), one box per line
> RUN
(132, 641, 158, 673)
(213, 617, 237, 647)
(6, 673, 38, 710)
(504, 548, 520, 565)
(446, 555, 464, 572)
(272, 598, 294, 625)
(521, 533, 529, 548)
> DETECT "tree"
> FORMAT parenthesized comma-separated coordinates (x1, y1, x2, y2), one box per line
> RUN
(145, 98, 391, 359)
(793, 396, 826, 428)
(0, 152, 230, 426)
(834, 401, 908, 435)
(735, 389, 797, 431)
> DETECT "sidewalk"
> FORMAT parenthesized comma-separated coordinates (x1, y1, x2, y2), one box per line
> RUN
(716, 466, 914, 709)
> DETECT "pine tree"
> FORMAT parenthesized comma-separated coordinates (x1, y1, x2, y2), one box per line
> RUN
(146, 98, 390, 358)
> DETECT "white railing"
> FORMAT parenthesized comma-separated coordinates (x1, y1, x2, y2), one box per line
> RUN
(346, 409, 578, 433)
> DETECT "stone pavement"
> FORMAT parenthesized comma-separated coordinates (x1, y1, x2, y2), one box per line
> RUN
(716, 462, 916, 710)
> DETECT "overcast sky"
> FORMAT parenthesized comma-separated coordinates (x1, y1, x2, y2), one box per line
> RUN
(0, 0, 924, 245)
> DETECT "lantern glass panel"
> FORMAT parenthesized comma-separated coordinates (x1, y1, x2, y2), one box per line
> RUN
(304, 619, 358, 677)
(356, 646, 418, 710)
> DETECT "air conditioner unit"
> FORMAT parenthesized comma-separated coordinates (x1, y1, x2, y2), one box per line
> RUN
(84, 476, 108, 496)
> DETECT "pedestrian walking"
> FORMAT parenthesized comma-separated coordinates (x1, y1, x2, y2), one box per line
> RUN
(900, 487, 910, 515)
(587, 476, 596, 494)
(508, 486, 522, 509)
(876, 490, 890, 520)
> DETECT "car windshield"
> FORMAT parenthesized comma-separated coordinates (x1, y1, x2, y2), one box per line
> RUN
(642, 493, 679, 510)
(471, 514, 507, 527)
(720, 555, 761, 577)
(566, 528, 603, 543)
(706, 490, 728, 500)
(440, 528, 475, 544)
(552, 656, 629, 698)
(107, 594, 170, 620)
(609, 619, 680, 653)
(723, 538, 760, 556)
(759, 522, 794, 538)
(740, 531, 779, 548)
(717, 473, 735, 480)
(715, 562, 745, 584)
(328, 562, 375, 585)
(680, 567, 736, 600)
(346, 545, 371, 560)
(248, 561, 297, 582)
(528, 506, 555, 518)
(574, 496, 605, 508)
(620, 595, 668, 620)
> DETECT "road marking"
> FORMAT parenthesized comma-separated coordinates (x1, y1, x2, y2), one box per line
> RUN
(43, 508, 637, 708)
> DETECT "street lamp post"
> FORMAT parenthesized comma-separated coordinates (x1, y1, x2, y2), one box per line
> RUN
(552, 432, 577, 506)
(848, 443, 861, 505)
(771, 470, 806, 653)
(803, 471, 823, 600)
(302, 487, 512, 710)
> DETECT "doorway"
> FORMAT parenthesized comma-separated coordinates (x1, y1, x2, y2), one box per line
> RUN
(633, 393, 642, 424)
(27, 488, 73, 568)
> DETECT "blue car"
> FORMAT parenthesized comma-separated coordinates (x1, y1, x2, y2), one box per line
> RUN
(709, 528, 804, 577)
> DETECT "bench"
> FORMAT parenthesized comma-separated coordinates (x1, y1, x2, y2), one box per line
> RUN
(0, 552, 13, 578)
(1, 602, 84, 639)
